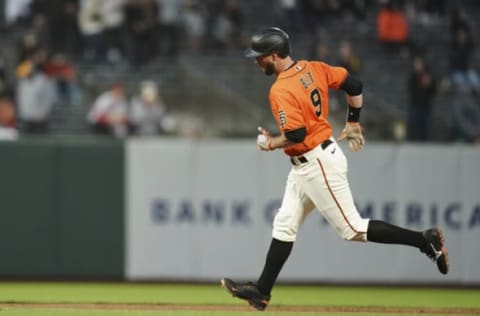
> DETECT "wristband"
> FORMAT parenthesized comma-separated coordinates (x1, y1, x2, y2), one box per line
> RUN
(347, 105, 361, 122)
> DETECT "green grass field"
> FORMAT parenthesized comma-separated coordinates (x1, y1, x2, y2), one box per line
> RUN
(0, 282, 479, 316)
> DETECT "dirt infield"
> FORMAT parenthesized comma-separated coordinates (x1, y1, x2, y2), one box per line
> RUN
(1, 303, 480, 314)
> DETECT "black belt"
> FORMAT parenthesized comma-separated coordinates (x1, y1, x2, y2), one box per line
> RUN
(290, 139, 332, 166)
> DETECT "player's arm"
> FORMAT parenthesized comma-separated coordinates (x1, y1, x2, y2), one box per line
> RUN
(271, 128, 306, 149)
(338, 75, 365, 152)
(340, 75, 363, 115)
(323, 63, 363, 121)
(257, 127, 305, 151)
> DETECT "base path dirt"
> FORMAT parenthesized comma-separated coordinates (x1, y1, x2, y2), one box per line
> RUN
(1, 303, 480, 314)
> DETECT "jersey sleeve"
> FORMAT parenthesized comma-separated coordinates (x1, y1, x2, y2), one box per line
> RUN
(319, 62, 348, 89)
(269, 88, 305, 132)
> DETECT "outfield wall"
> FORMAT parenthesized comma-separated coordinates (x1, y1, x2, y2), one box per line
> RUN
(0, 138, 124, 278)
(0, 138, 478, 284)
(126, 139, 480, 284)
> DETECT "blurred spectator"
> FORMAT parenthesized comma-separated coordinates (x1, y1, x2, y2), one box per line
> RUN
(4, 0, 32, 36)
(325, 0, 371, 35)
(275, 0, 300, 34)
(449, 6, 471, 35)
(16, 49, 56, 134)
(24, 5, 50, 50)
(78, 0, 106, 62)
(337, 39, 361, 75)
(129, 80, 172, 136)
(300, 0, 336, 33)
(0, 93, 18, 140)
(156, 0, 183, 57)
(0, 93, 16, 128)
(448, 10, 479, 93)
(406, 55, 436, 142)
(87, 82, 129, 138)
(209, 0, 245, 53)
(376, 0, 409, 56)
(43, 53, 84, 108)
(341, 0, 369, 23)
(47, 0, 82, 57)
(5, 0, 32, 25)
(28, 0, 80, 54)
(446, 8, 478, 141)
(17, 32, 41, 63)
(423, 0, 447, 18)
(309, 29, 330, 62)
(103, 0, 127, 63)
(124, 0, 159, 65)
(0, 56, 13, 97)
(451, 92, 480, 144)
(406, 0, 447, 26)
(182, 0, 207, 55)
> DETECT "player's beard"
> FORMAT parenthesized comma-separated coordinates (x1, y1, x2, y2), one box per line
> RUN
(263, 62, 275, 76)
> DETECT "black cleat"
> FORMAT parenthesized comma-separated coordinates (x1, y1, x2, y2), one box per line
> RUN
(421, 228, 449, 274)
(221, 277, 271, 311)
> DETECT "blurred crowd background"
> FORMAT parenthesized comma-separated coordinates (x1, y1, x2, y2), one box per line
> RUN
(0, 0, 479, 143)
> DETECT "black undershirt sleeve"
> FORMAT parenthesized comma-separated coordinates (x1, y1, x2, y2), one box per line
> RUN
(285, 127, 307, 143)
(339, 75, 363, 96)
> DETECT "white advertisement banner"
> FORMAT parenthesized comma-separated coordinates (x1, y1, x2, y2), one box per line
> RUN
(126, 139, 480, 284)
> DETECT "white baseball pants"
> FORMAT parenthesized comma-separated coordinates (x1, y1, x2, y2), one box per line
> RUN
(272, 138, 370, 242)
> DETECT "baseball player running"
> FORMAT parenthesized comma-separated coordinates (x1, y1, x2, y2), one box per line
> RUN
(221, 27, 449, 311)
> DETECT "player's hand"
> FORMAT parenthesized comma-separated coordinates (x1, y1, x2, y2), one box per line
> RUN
(257, 126, 271, 136)
(338, 122, 365, 152)
(257, 126, 273, 151)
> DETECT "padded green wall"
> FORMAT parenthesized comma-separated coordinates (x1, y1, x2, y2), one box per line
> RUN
(0, 137, 124, 278)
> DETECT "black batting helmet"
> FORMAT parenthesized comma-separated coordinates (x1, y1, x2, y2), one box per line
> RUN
(244, 27, 291, 58)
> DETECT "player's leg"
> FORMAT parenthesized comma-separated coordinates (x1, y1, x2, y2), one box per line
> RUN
(366, 220, 425, 246)
(295, 141, 448, 273)
(294, 142, 369, 241)
(221, 169, 314, 310)
(256, 170, 315, 295)
(367, 220, 449, 274)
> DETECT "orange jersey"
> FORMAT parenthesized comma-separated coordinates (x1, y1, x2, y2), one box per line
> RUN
(269, 60, 348, 156)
